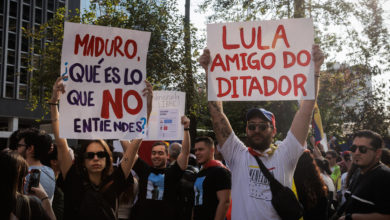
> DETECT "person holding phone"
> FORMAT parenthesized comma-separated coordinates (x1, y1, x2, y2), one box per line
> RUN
(16, 128, 56, 203)
(0, 150, 56, 220)
(50, 76, 153, 220)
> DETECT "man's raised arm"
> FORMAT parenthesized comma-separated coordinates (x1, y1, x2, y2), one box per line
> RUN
(177, 116, 191, 170)
(290, 45, 324, 146)
(200, 49, 233, 147)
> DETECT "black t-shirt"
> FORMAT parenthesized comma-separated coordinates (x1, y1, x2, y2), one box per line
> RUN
(345, 163, 390, 214)
(193, 166, 231, 220)
(132, 158, 184, 220)
(63, 164, 130, 220)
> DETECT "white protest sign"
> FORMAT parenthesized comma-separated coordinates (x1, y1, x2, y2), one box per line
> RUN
(207, 18, 314, 101)
(145, 91, 186, 141)
(59, 22, 151, 139)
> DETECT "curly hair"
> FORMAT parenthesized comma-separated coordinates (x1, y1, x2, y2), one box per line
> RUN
(294, 151, 328, 209)
(75, 140, 113, 181)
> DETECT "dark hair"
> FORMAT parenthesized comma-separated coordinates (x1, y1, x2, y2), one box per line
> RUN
(18, 128, 52, 161)
(152, 141, 168, 154)
(325, 150, 338, 159)
(0, 150, 29, 219)
(315, 158, 332, 175)
(75, 140, 113, 180)
(195, 136, 214, 148)
(8, 129, 21, 150)
(352, 130, 384, 149)
(294, 152, 328, 209)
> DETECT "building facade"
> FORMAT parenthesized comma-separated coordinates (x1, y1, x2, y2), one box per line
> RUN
(0, 0, 80, 148)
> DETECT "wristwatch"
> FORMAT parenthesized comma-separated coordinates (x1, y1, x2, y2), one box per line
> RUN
(345, 213, 352, 220)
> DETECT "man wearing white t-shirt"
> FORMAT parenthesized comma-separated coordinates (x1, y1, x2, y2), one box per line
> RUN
(199, 45, 324, 220)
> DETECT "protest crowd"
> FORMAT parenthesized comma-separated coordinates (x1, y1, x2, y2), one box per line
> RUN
(1, 18, 390, 220)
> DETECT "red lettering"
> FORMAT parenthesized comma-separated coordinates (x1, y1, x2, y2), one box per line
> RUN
(101, 89, 123, 119)
(297, 50, 311, 66)
(272, 25, 290, 49)
(240, 53, 248, 70)
(230, 76, 239, 98)
(257, 27, 270, 50)
(105, 39, 114, 56)
(222, 26, 239, 49)
(124, 40, 137, 59)
(240, 76, 251, 96)
(210, 54, 226, 72)
(248, 53, 260, 70)
(123, 90, 142, 115)
(216, 77, 231, 97)
(74, 34, 89, 55)
(294, 74, 307, 96)
(283, 51, 296, 68)
(278, 75, 292, 96)
(85, 36, 95, 56)
(261, 52, 276, 70)
(226, 54, 240, 71)
(263, 76, 277, 96)
(248, 77, 263, 96)
(95, 37, 104, 57)
(114, 36, 124, 57)
(240, 27, 255, 49)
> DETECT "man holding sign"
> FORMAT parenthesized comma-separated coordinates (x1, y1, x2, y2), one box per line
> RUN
(199, 18, 324, 220)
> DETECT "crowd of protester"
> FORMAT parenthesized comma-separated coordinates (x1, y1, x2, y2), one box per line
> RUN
(2, 45, 390, 220)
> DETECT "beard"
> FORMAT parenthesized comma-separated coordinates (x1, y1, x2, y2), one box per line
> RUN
(247, 133, 273, 152)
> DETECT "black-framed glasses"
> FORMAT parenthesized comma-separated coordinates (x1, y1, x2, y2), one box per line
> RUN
(248, 123, 270, 131)
(350, 145, 376, 154)
(84, 151, 107, 159)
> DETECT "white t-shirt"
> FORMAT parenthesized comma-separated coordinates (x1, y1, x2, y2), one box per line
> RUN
(218, 131, 304, 220)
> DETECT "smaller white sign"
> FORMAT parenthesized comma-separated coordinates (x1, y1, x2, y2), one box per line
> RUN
(145, 91, 186, 140)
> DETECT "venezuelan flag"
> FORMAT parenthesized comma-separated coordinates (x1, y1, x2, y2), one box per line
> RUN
(312, 103, 324, 145)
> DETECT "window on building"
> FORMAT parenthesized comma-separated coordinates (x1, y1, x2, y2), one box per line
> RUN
(18, 85, 28, 100)
(10, 1, 18, 17)
(5, 83, 15, 98)
(35, 8, 42, 24)
(21, 36, 29, 52)
(0, 15, 3, 29)
(23, 5, 30, 20)
(36, 0, 43, 8)
(6, 65, 15, 82)
(22, 21, 30, 31)
(8, 33, 16, 50)
(20, 52, 29, 67)
(7, 50, 15, 65)
(9, 17, 17, 32)
(48, 1, 55, 11)
(47, 11, 54, 21)
(19, 67, 28, 84)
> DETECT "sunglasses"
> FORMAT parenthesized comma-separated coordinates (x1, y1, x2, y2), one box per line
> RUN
(84, 151, 107, 159)
(350, 145, 376, 154)
(248, 123, 270, 131)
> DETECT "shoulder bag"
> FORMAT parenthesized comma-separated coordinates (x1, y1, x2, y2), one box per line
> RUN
(252, 155, 303, 220)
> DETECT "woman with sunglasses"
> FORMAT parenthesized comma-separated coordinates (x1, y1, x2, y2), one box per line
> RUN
(1, 150, 56, 220)
(50, 76, 152, 220)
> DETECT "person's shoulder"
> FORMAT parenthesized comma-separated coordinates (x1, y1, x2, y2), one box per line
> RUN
(375, 164, 390, 178)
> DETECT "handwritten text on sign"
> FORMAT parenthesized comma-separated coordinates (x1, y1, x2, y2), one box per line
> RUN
(207, 18, 315, 101)
(59, 22, 151, 139)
